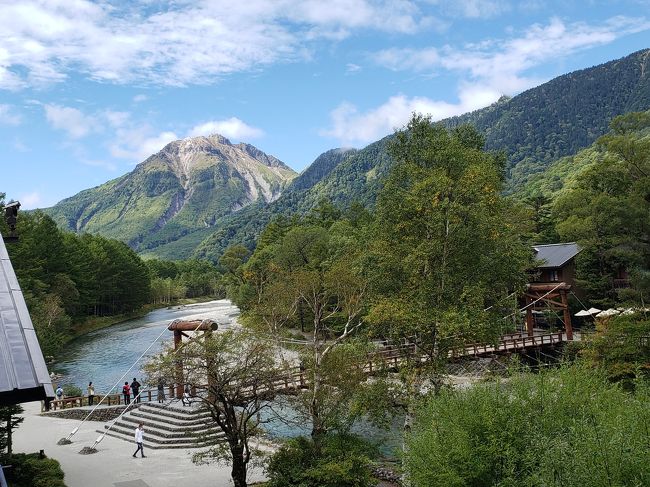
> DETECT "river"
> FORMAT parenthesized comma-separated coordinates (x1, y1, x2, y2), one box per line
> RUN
(52, 300, 241, 394)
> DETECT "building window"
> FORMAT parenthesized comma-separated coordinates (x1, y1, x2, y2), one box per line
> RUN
(550, 270, 559, 281)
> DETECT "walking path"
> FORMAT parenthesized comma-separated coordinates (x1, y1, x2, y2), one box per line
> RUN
(13, 401, 266, 487)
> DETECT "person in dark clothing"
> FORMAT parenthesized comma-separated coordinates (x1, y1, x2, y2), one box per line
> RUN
(157, 379, 165, 404)
(122, 382, 131, 404)
(131, 378, 141, 403)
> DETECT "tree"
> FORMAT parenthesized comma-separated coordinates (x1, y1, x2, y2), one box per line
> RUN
(0, 405, 24, 455)
(368, 115, 531, 394)
(146, 330, 285, 487)
(554, 111, 650, 307)
(244, 221, 370, 442)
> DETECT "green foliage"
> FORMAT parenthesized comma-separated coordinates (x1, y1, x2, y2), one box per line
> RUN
(266, 434, 377, 487)
(581, 314, 650, 384)
(553, 110, 650, 307)
(0, 206, 219, 356)
(0, 453, 66, 487)
(146, 258, 223, 304)
(404, 365, 650, 487)
(61, 384, 83, 398)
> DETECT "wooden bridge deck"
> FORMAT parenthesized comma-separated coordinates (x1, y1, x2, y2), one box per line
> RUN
(48, 332, 569, 410)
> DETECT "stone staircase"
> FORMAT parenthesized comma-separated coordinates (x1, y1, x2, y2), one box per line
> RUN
(98, 402, 226, 449)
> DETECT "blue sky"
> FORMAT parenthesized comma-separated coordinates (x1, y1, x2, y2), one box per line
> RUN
(0, 0, 649, 209)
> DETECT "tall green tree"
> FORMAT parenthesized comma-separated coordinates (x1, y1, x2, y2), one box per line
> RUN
(368, 115, 531, 396)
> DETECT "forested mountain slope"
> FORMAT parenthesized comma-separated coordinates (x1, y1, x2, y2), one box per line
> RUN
(447, 48, 650, 190)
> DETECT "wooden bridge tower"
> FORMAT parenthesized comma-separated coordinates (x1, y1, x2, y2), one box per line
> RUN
(168, 319, 219, 399)
(523, 283, 573, 340)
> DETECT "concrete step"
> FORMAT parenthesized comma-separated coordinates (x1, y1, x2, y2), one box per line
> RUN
(119, 414, 218, 434)
(109, 419, 223, 440)
(136, 403, 212, 422)
(102, 423, 223, 445)
(98, 429, 216, 450)
(129, 408, 213, 427)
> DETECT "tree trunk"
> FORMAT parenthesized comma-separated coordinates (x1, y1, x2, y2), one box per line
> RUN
(6, 418, 12, 455)
(230, 444, 247, 487)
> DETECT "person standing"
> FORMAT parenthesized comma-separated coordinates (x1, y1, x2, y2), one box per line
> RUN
(122, 382, 131, 404)
(131, 378, 141, 403)
(157, 379, 165, 404)
(132, 423, 146, 458)
(87, 382, 95, 406)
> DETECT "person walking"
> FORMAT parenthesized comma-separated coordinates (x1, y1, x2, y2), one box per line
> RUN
(157, 379, 165, 404)
(132, 423, 146, 458)
(131, 378, 141, 403)
(182, 385, 191, 406)
(87, 382, 95, 406)
(122, 382, 131, 404)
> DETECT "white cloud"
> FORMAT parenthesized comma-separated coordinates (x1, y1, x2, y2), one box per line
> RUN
(109, 128, 179, 163)
(376, 16, 650, 91)
(324, 16, 650, 145)
(188, 118, 265, 140)
(346, 63, 362, 73)
(321, 91, 494, 145)
(429, 0, 510, 19)
(132, 94, 148, 103)
(43, 104, 97, 138)
(0, 0, 433, 89)
(19, 191, 41, 209)
(0, 104, 21, 125)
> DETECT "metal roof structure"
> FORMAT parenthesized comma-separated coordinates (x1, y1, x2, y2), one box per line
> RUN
(0, 234, 54, 405)
(532, 242, 581, 269)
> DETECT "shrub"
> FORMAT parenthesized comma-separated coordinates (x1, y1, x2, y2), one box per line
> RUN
(404, 365, 650, 487)
(62, 385, 83, 398)
(266, 433, 377, 487)
(0, 453, 66, 487)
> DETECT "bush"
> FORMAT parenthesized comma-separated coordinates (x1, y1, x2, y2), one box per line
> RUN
(404, 365, 650, 487)
(61, 385, 83, 398)
(0, 453, 66, 487)
(266, 433, 377, 487)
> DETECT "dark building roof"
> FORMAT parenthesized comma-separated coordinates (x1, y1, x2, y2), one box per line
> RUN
(533, 242, 581, 269)
(0, 235, 54, 405)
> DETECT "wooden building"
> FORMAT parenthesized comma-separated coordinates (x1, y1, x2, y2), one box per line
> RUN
(523, 243, 581, 340)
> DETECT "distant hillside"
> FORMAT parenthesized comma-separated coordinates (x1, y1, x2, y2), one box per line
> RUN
(447, 48, 650, 191)
(516, 109, 650, 202)
(46, 135, 296, 258)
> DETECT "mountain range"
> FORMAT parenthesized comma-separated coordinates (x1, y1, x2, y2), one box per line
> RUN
(46, 48, 650, 261)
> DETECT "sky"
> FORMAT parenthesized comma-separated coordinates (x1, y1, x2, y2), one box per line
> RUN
(0, 1, 649, 209)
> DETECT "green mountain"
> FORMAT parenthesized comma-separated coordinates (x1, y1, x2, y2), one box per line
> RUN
(46, 135, 297, 258)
